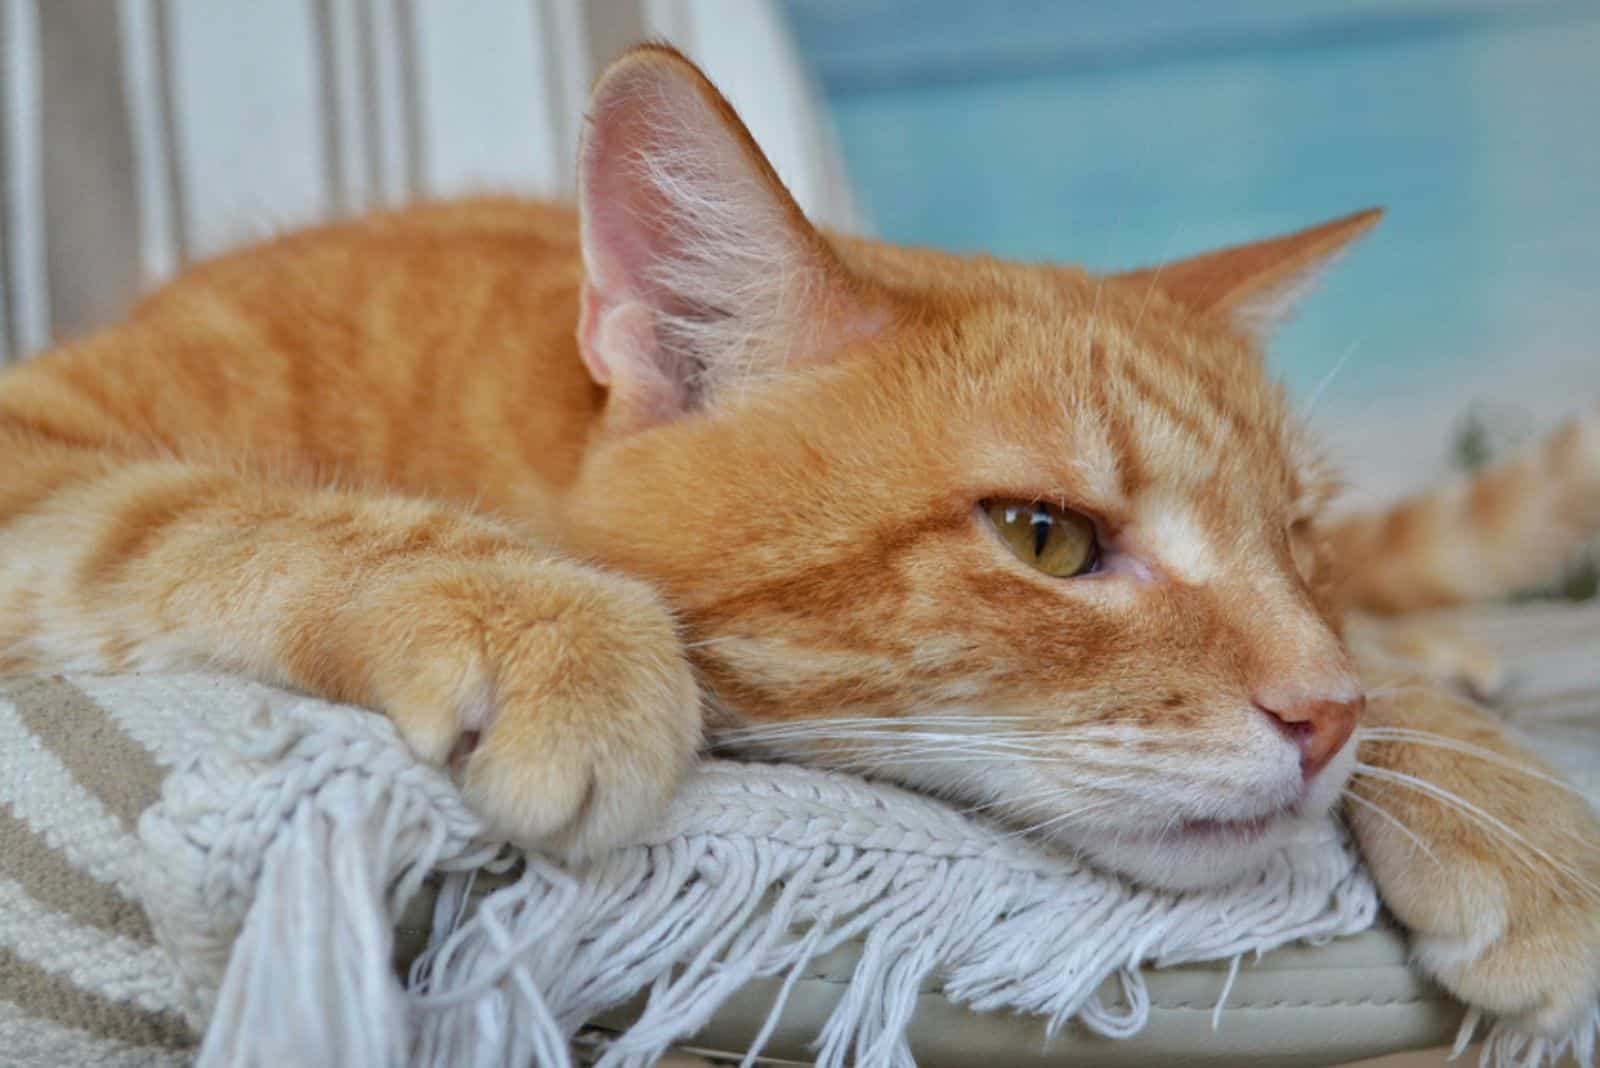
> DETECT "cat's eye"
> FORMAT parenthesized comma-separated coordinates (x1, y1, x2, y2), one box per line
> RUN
(1288, 518, 1318, 579)
(982, 499, 1100, 578)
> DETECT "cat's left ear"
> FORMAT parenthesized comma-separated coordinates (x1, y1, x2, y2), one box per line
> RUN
(576, 45, 887, 434)
(1114, 208, 1382, 339)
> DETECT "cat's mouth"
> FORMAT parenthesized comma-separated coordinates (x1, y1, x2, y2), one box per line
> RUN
(1065, 804, 1306, 890)
(1105, 803, 1302, 855)
(1170, 811, 1286, 841)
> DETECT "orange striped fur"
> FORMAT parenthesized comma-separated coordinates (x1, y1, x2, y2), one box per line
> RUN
(0, 45, 1594, 1036)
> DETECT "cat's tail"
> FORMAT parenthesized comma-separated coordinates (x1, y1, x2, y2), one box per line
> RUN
(1329, 402, 1600, 615)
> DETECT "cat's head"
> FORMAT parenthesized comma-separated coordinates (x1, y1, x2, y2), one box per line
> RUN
(562, 46, 1377, 890)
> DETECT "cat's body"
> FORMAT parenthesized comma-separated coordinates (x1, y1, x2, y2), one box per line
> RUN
(2, 46, 1597, 1041)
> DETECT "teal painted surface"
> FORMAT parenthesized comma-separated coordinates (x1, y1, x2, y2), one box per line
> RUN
(808, 6, 1599, 415)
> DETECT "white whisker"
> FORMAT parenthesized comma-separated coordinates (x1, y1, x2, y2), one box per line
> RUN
(1352, 762, 1600, 901)
(1303, 336, 1362, 420)
(1341, 788, 1438, 864)
(1358, 726, 1584, 796)
(1128, 224, 1185, 337)
(1002, 797, 1122, 841)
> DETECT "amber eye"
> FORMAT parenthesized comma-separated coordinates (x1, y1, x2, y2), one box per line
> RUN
(982, 499, 1100, 578)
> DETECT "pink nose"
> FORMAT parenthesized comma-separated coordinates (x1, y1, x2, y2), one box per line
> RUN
(1256, 694, 1364, 779)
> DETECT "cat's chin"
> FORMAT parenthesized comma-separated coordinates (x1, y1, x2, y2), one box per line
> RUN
(1061, 813, 1307, 892)
(1057, 745, 1358, 892)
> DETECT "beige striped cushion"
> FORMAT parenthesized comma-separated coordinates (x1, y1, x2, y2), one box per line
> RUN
(0, 676, 190, 1064)
(0, 0, 862, 364)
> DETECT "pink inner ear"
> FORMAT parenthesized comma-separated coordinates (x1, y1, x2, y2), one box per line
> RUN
(576, 285, 612, 385)
(576, 68, 724, 422)
(577, 283, 686, 430)
(575, 53, 889, 433)
(578, 67, 714, 324)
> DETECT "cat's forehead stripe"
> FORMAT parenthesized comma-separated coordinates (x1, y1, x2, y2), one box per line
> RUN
(1089, 356, 1287, 489)
(1076, 323, 1286, 468)
(1109, 353, 1225, 452)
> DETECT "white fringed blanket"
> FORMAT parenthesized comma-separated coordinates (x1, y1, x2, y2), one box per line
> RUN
(0, 669, 1591, 1067)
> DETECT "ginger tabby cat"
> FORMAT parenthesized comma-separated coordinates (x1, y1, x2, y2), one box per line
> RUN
(1, 45, 1597, 1040)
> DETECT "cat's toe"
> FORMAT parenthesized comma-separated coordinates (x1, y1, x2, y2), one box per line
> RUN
(1376, 827, 1600, 1040)
(459, 660, 701, 862)
(1415, 902, 1600, 1039)
(1386, 837, 1600, 1040)
(456, 568, 703, 859)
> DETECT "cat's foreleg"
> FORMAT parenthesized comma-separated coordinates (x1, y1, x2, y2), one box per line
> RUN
(0, 443, 701, 857)
(1345, 680, 1600, 1036)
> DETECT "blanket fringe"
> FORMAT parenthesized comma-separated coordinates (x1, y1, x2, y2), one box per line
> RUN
(406, 763, 1380, 1067)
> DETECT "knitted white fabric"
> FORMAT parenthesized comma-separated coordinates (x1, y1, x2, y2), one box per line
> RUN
(100, 673, 1591, 1067)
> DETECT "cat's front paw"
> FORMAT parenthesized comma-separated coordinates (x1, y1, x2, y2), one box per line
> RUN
(1406, 858, 1600, 1038)
(340, 554, 702, 859)
(1350, 705, 1600, 1038)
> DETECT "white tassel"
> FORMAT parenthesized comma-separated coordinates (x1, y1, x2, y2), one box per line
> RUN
(138, 694, 493, 1067)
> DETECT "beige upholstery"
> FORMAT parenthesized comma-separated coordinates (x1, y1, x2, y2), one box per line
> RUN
(593, 926, 1462, 1067)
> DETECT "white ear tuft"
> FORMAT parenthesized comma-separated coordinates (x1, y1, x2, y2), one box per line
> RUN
(1113, 208, 1382, 343)
(577, 47, 881, 431)
(1225, 257, 1344, 339)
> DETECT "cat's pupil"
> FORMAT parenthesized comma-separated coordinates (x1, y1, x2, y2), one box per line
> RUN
(1030, 507, 1052, 556)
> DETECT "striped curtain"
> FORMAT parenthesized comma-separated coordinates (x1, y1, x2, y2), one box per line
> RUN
(0, 0, 862, 363)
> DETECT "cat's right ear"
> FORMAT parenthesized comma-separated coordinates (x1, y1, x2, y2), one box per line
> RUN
(576, 46, 886, 435)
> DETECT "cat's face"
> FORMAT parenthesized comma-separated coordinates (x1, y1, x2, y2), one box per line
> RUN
(568, 250, 1362, 889)
(563, 46, 1371, 889)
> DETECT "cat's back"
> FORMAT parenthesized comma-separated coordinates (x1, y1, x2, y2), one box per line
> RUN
(1, 197, 604, 513)
(102, 194, 587, 353)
